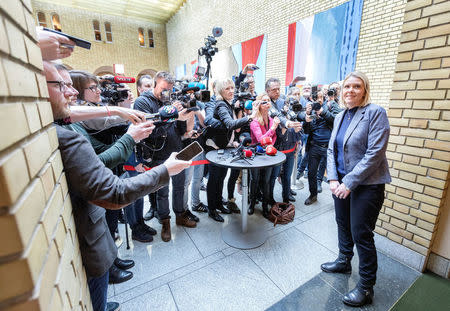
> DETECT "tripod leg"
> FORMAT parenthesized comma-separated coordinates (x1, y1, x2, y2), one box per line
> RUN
(122, 208, 130, 250)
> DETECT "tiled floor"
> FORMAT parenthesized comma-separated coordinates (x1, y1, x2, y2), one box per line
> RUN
(109, 177, 420, 311)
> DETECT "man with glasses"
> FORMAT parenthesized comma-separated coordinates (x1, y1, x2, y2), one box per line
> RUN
(44, 61, 190, 311)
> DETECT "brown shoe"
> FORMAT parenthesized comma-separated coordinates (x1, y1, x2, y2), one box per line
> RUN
(176, 211, 197, 228)
(161, 218, 171, 242)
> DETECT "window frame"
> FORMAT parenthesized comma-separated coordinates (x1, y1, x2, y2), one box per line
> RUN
(93, 20, 102, 42)
(51, 13, 62, 31)
(148, 29, 154, 48)
(138, 27, 145, 47)
(104, 21, 113, 43)
(37, 12, 47, 28)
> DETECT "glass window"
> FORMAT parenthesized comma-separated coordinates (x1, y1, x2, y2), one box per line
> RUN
(37, 12, 46, 27)
(52, 14, 61, 31)
(138, 28, 145, 47)
(93, 20, 101, 41)
(148, 30, 154, 48)
(105, 22, 112, 42)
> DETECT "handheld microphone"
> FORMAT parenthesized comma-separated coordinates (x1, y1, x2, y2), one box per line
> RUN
(232, 136, 252, 157)
(266, 145, 277, 156)
(261, 136, 273, 147)
(145, 105, 179, 124)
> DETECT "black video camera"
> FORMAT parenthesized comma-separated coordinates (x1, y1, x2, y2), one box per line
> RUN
(327, 87, 337, 97)
(99, 75, 134, 105)
(285, 97, 303, 113)
(233, 80, 255, 110)
(171, 81, 210, 111)
(310, 85, 322, 111)
(198, 27, 222, 60)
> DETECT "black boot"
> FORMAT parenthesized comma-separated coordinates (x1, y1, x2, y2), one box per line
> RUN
(248, 199, 256, 215)
(321, 253, 352, 274)
(343, 287, 373, 307)
(262, 203, 270, 219)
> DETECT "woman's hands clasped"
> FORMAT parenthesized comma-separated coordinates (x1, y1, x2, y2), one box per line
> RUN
(330, 180, 351, 199)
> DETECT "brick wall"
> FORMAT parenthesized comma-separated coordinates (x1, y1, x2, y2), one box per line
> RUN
(380, 0, 450, 261)
(0, 0, 92, 310)
(32, 1, 169, 94)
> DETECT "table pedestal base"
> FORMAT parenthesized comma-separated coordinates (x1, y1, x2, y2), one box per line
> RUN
(222, 220, 268, 249)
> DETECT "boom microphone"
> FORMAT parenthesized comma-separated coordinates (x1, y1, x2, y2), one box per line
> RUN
(181, 86, 200, 94)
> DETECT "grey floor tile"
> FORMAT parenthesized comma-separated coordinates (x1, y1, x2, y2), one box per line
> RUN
(319, 252, 420, 311)
(114, 252, 224, 304)
(267, 275, 357, 311)
(245, 227, 336, 294)
(169, 251, 284, 311)
(296, 210, 339, 254)
(120, 285, 178, 311)
(108, 284, 115, 298)
(114, 216, 203, 294)
(221, 246, 241, 257)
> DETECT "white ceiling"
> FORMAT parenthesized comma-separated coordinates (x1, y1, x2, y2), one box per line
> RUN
(34, 0, 186, 23)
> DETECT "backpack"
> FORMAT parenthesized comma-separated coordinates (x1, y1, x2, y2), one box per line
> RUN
(268, 202, 295, 226)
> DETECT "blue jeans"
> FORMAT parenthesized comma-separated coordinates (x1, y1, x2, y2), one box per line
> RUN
(88, 270, 109, 311)
(155, 170, 186, 219)
(186, 153, 205, 207)
(297, 134, 308, 174)
(307, 144, 328, 197)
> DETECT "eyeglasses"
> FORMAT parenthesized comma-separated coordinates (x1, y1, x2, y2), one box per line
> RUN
(85, 85, 100, 92)
(261, 101, 270, 105)
(47, 80, 72, 92)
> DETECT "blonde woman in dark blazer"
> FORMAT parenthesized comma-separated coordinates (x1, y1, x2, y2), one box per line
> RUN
(321, 71, 391, 307)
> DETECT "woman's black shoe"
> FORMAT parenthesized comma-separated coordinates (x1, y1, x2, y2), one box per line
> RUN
(217, 205, 232, 214)
(208, 210, 224, 222)
(114, 257, 134, 270)
(321, 254, 352, 274)
(343, 287, 373, 307)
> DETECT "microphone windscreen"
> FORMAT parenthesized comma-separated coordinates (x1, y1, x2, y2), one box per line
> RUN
(159, 105, 179, 120)
(266, 145, 277, 156)
(242, 136, 252, 147)
(261, 136, 273, 147)
(256, 145, 265, 153)
(188, 82, 206, 90)
(243, 149, 253, 158)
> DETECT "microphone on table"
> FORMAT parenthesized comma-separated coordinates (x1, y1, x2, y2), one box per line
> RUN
(266, 145, 277, 156)
(261, 136, 273, 147)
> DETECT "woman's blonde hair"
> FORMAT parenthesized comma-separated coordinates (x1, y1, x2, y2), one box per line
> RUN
(255, 93, 270, 126)
(215, 78, 234, 101)
(341, 71, 371, 108)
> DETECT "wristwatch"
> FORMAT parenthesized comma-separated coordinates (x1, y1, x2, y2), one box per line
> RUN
(248, 116, 253, 122)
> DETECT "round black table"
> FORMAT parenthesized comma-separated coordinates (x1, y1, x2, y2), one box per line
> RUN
(206, 148, 286, 249)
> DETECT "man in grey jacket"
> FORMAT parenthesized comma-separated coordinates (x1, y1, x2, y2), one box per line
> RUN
(44, 61, 190, 311)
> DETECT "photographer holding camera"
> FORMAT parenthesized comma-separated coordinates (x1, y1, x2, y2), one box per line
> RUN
(134, 71, 197, 242)
(303, 86, 342, 205)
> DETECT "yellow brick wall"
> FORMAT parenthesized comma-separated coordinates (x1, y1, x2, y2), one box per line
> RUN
(381, 0, 450, 259)
(0, 0, 92, 310)
(31, 1, 169, 94)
